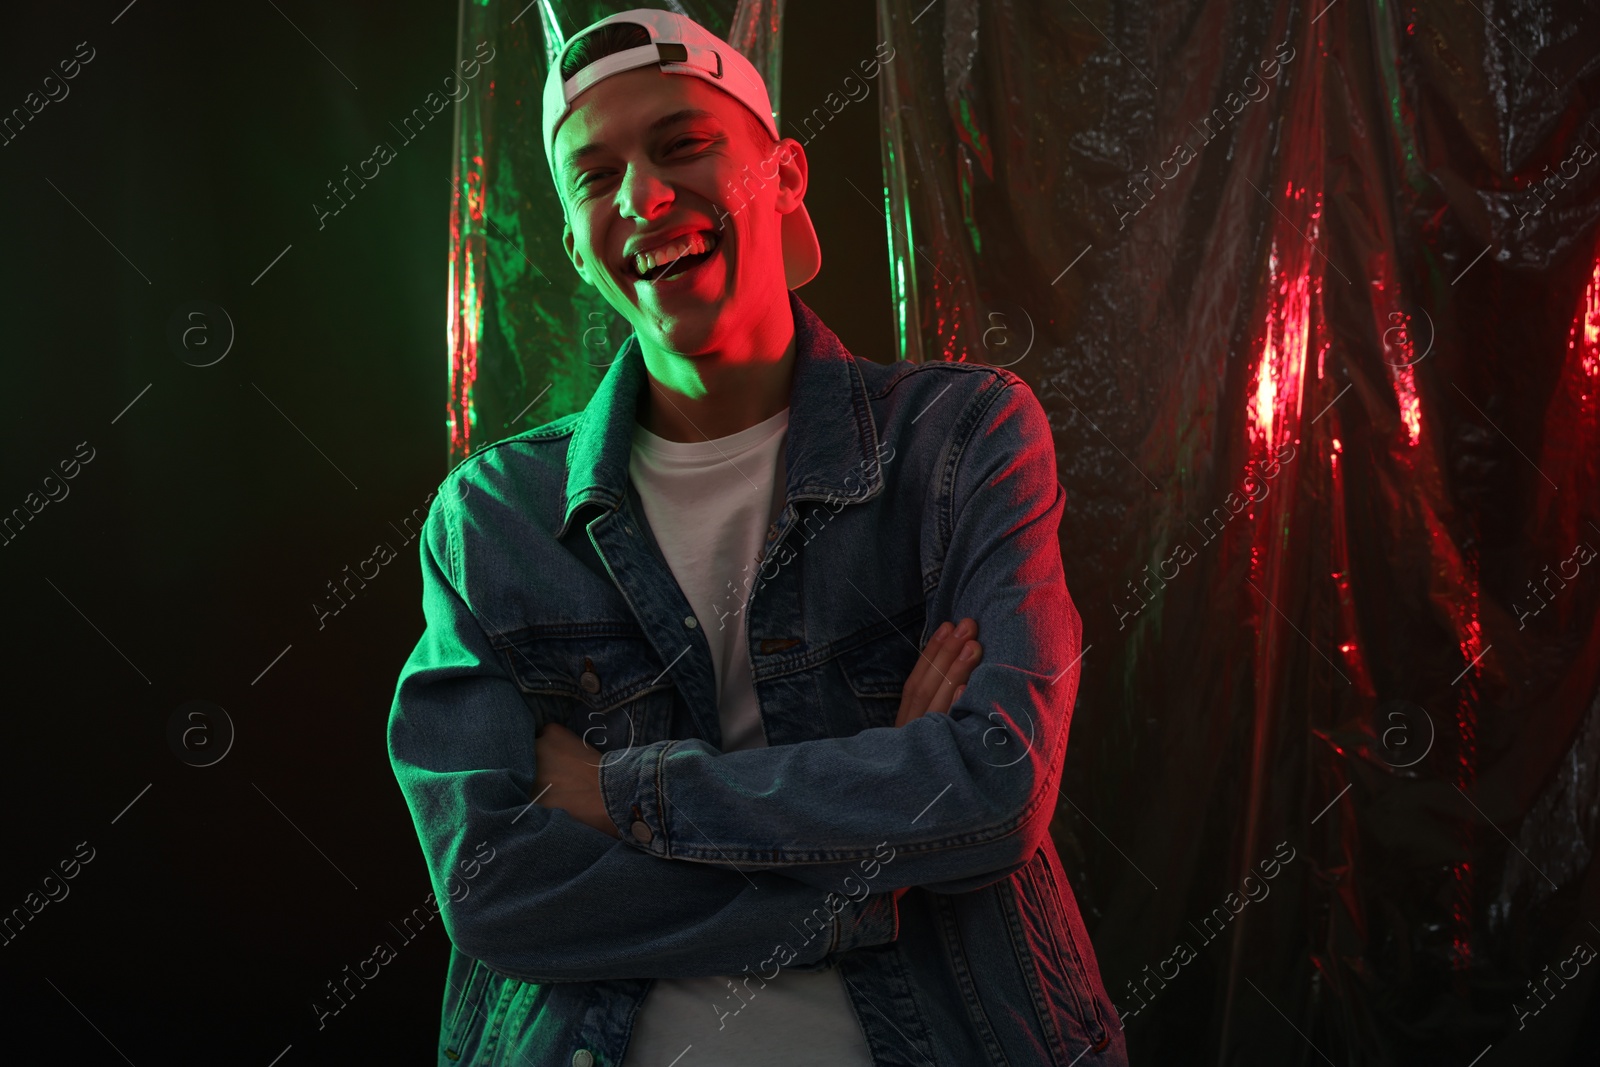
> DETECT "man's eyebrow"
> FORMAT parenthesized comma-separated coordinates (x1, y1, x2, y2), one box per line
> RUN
(561, 108, 723, 178)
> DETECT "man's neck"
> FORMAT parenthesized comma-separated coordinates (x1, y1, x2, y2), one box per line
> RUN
(636, 302, 797, 443)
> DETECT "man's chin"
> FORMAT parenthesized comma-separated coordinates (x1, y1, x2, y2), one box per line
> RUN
(635, 301, 729, 355)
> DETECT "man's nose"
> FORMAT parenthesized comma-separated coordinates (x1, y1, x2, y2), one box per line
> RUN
(615, 162, 676, 222)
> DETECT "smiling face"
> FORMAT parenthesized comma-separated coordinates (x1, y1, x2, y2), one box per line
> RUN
(554, 67, 807, 361)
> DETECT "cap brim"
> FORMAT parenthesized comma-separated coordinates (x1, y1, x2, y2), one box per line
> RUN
(783, 202, 822, 290)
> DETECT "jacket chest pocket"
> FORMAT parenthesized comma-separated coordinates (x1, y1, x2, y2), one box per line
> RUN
(831, 603, 926, 730)
(491, 624, 677, 750)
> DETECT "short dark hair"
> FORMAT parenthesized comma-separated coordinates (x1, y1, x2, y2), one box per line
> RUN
(559, 20, 779, 154)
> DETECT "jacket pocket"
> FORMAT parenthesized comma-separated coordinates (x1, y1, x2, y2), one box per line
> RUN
(491, 621, 677, 748)
(440, 953, 487, 1063)
(1004, 846, 1109, 1063)
(832, 602, 926, 726)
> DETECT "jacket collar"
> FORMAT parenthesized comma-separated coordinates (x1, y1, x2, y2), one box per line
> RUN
(557, 290, 883, 539)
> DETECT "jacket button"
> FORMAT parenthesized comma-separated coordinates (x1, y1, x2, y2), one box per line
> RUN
(572, 1051, 595, 1067)
(579, 671, 600, 693)
(684, 616, 698, 629)
(630, 819, 653, 843)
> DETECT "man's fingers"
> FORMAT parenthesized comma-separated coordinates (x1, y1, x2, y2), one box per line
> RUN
(925, 640, 981, 715)
(899, 621, 963, 725)
(921, 620, 975, 697)
(895, 621, 951, 726)
(896, 619, 978, 725)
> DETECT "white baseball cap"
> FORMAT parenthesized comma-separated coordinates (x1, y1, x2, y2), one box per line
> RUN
(542, 8, 822, 290)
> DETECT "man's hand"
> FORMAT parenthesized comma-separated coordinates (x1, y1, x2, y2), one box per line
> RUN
(892, 619, 981, 903)
(532, 722, 621, 839)
(894, 618, 982, 728)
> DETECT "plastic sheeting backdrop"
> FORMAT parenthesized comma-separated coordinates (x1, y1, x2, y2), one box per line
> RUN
(443, 0, 1600, 1062)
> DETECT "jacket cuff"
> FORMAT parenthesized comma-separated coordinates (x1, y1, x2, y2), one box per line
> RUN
(598, 738, 675, 857)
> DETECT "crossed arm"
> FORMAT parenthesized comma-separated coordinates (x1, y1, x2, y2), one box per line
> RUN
(388, 490, 983, 985)
(388, 377, 1078, 978)
(389, 497, 939, 982)
(539, 379, 1079, 897)
(530, 616, 985, 842)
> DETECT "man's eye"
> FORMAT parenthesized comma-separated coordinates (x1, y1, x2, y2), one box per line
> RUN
(668, 137, 706, 152)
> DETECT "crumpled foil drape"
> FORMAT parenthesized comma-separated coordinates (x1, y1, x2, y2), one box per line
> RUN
(448, 0, 1600, 1062)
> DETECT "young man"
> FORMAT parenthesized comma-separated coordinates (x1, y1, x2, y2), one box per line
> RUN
(388, 8, 1127, 1065)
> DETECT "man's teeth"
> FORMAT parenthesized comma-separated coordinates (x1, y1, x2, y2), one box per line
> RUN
(633, 231, 717, 277)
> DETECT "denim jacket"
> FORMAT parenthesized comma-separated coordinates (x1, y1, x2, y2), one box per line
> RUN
(388, 291, 1129, 1066)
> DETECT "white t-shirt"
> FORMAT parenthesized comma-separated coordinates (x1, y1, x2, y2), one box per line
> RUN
(620, 406, 874, 1067)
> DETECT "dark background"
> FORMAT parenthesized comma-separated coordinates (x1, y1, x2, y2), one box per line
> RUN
(0, 1, 886, 1061)
(10, 1, 1600, 1065)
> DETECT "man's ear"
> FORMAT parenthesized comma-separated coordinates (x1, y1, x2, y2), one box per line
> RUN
(562, 219, 593, 287)
(772, 137, 809, 216)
